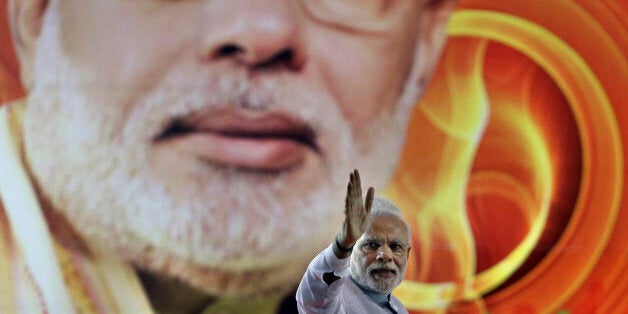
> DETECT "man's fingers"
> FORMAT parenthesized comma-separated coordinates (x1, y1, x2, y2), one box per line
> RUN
(346, 169, 373, 216)
(354, 169, 362, 197)
(349, 171, 354, 192)
(344, 169, 374, 240)
(365, 187, 375, 214)
(347, 175, 352, 196)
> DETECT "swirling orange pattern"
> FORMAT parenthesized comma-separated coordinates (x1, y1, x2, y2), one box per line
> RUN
(389, 0, 628, 313)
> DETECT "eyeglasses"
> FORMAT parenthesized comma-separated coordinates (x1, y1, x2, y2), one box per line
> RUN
(299, 0, 416, 32)
(359, 239, 410, 255)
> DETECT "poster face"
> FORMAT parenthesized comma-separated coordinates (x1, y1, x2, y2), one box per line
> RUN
(0, 0, 626, 313)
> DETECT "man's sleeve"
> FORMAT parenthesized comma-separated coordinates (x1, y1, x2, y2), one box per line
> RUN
(295, 243, 349, 313)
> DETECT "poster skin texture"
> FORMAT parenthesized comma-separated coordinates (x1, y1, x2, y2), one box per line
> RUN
(0, 0, 626, 313)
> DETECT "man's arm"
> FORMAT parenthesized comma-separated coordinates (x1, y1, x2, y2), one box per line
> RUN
(295, 169, 374, 313)
(295, 243, 350, 313)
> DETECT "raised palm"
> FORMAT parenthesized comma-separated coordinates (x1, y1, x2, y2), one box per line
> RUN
(342, 169, 374, 244)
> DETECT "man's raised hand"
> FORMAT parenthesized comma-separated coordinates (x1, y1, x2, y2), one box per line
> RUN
(334, 169, 374, 258)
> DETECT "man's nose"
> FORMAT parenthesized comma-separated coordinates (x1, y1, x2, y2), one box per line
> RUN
(201, 0, 304, 71)
(376, 246, 394, 262)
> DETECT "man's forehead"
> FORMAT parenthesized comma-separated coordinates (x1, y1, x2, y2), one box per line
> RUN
(363, 216, 409, 241)
(362, 235, 405, 243)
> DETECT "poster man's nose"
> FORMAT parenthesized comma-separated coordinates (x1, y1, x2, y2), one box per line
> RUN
(202, 0, 304, 71)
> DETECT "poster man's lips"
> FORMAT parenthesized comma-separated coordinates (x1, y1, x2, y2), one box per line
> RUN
(155, 110, 318, 171)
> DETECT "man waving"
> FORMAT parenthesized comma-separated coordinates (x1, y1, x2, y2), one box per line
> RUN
(297, 169, 412, 313)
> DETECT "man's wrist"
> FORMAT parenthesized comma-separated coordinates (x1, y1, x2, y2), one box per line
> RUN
(335, 235, 354, 252)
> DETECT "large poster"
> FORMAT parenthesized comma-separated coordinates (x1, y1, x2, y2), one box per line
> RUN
(1, 0, 626, 313)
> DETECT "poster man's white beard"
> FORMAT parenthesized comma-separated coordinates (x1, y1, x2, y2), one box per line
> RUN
(22, 70, 411, 298)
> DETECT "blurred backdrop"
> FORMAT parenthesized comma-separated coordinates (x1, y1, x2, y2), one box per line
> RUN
(1, 0, 626, 313)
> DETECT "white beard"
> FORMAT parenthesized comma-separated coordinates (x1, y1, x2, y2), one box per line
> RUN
(350, 257, 407, 295)
(21, 21, 422, 298)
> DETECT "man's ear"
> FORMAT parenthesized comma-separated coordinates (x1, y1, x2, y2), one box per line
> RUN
(414, 0, 458, 88)
(8, 0, 49, 91)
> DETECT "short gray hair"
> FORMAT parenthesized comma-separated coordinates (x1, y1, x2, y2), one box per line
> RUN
(370, 197, 411, 240)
